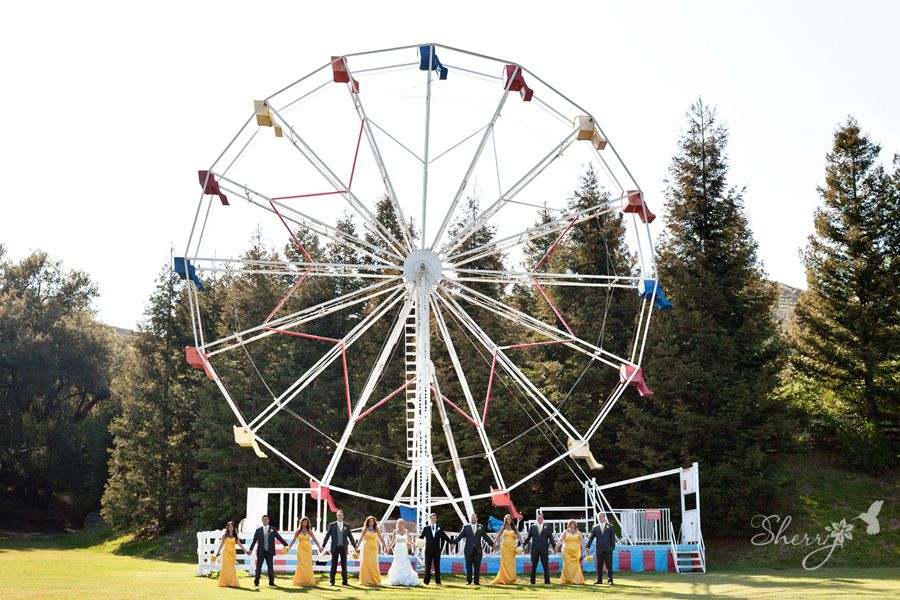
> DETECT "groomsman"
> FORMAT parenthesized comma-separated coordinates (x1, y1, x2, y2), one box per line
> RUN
(419, 513, 452, 585)
(322, 510, 358, 586)
(451, 514, 492, 585)
(523, 512, 556, 585)
(586, 513, 616, 585)
(248, 515, 288, 587)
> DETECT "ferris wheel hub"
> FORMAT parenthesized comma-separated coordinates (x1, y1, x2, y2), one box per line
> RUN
(403, 249, 442, 287)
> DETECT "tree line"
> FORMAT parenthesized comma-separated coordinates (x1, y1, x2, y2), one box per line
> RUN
(1, 103, 896, 537)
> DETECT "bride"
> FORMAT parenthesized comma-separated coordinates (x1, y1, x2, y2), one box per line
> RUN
(385, 519, 420, 586)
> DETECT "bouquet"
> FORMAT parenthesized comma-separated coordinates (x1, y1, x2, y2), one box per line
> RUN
(585, 554, 593, 563)
(352, 551, 359, 559)
(515, 547, 523, 555)
(415, 539, 425, 549)
(281, 547, 291, 555)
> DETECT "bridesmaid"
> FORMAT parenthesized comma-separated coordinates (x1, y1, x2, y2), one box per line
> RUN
(555, 519, 586, 584)
(212, 521, 248, 588)
(490, 514, 523, 585)
(358, 516, 388, 586)
(284, 516, 323, 586)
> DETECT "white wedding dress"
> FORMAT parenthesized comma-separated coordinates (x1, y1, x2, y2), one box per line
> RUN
(385, 532, 420, 586)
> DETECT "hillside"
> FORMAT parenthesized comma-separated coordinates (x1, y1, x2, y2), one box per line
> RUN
(774, 281, 802, 328)
(713, 451, 899, 569)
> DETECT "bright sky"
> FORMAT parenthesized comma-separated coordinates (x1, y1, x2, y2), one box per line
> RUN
(1, 0, 897, 329)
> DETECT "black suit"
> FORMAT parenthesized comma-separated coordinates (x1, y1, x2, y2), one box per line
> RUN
(248, 525, 288, 586)
(419, 524, 451, 584)
(523, 523, 556, 584)
(451, 523, 492, 584)
(322, 521, 357, 584)
(586, 522, 616, 583)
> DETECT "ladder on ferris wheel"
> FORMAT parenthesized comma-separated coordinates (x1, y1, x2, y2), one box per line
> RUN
(405, 310, 417, 462)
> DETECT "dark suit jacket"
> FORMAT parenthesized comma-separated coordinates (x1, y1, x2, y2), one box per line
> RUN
(419, 524, 452, 555)
(523, 523, 556, 555)
(322, 521, 357, 553)
(451, 523, 492, 556)
(586, 523, 616, 552)
(248, 525, 288, 556)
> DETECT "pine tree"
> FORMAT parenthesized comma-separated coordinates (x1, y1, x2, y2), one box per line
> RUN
(102, 264, 200, 533)
(617, 100, 789, 532)
(191, 231, 320, 527)
(793, 118, 900, 425)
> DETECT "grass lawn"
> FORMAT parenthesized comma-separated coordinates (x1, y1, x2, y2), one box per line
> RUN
(1, 539, 898, 599)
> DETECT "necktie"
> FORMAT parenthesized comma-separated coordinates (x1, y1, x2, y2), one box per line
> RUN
(432, 525, 436, 537)
(264, 526, 269, 551)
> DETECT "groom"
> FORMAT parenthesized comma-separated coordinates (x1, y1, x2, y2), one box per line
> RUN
(419, 513, 451, 585)
(248, 514, 288, 587)
(586, 512, 616, 585)
(524, 512, 556, 585)
(451, 513, 492, 585)
(322, 510, 358, 586)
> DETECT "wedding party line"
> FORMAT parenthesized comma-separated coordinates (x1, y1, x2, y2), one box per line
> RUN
(209, 510, 618, 588)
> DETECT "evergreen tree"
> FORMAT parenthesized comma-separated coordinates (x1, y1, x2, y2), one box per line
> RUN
(793, 118, 900, 425)
(102, 264, 200, 533)
(506, 167, 640, 508)
(191, 231, 318, 527)
(617, 100, 789, 532)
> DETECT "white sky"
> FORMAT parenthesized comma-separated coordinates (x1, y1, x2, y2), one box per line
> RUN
(1, 0, 898, 329)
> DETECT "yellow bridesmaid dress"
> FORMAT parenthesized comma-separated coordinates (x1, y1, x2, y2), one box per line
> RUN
(292, 533, 316, 586)
(217, 538, 240, 587)
(559, 533, 585, 584)
(491, 530, 518, 585)
(358, 531, 381, 586)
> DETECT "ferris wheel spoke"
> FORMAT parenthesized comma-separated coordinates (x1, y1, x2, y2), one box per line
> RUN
(204, 278, 404, 358)
(444, 280, 632, 370)
(449, 269, 643, 289)
(430, 296, 507, 489)
(438, 128, 579, 259)
(214, 174, 402, 266)
(435, 288, 583, 443)
(267, 104, 409, 260)
(428, 68, 518, 251)
(252, 434, 319, 482)
(445, 191, 628, 268)
(419, 45, 435, 249)
(583, 380, 630, 442)
(341, 63, 414, 253)
(190, 256, 401, 281)
(321, 293, 415, 486)
(429, 354, 475, 519)
(248, 285, 408, 434)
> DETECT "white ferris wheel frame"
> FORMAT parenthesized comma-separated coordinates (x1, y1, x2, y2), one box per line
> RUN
(180, 43, 662, 535)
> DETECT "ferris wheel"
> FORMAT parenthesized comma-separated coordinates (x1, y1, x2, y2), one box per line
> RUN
(178, 43, 669, 534)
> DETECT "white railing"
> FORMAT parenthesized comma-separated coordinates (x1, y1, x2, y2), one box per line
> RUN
(668, 520, 679, 572)
(527, 508, 671, 544)
(197, 529, 344, 576)
(697, 527, 706, 573)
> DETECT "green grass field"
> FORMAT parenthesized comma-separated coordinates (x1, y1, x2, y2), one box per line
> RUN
(1, 536, 897, 600)
(2, 454, 896, 599)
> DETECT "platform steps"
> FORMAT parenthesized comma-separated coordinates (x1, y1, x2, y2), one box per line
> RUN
(675, 549, 705, 573)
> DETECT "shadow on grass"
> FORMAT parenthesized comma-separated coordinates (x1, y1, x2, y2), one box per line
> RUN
(0, 524, 196, 563)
